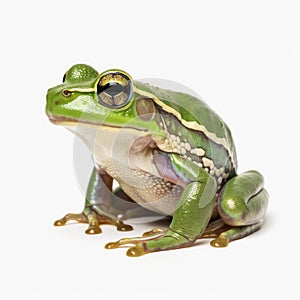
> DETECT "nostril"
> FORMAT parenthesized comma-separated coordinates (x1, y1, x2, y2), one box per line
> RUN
(54, 100, 60, 105)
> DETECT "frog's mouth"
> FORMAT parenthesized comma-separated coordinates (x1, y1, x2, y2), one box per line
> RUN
(47, 114, 86, 126)
(47, 113, 115, 128)
(47, 113, 152, 134)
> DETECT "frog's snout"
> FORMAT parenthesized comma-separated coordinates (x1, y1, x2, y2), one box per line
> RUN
(46, 88, 55, 115)
(46, 86, 64, 120)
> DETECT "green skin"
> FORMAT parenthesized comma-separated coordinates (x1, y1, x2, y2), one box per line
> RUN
(46, 64, 268, 256)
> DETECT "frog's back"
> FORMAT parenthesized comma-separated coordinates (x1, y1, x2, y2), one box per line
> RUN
(135, 81, 237, 184)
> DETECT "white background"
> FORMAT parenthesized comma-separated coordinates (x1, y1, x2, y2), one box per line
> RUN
(1, 0, 299, 299)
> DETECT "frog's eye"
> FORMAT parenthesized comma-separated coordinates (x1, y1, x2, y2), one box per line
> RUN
(97, 71, 133, 108)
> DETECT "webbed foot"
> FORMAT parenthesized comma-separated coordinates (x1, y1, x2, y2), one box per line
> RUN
(54, 206, 133, 235)
(210, 236, 229, 247)
(200, 218, 264, 248)
(105, 228, 194, 257)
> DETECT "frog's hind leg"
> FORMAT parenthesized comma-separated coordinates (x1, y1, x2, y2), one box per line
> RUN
(208, 170, 269, 247)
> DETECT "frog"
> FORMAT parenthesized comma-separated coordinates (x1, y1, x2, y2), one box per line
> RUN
(46, 64, 269, 257)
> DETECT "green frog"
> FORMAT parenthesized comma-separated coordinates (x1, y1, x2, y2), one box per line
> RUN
(46, 64, 268, 257)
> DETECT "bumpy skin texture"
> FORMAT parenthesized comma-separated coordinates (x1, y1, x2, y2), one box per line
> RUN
(46, 64, 269, 256)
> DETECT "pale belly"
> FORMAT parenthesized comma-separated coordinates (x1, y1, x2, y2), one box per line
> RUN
(99, 151, 184, 215)
(68, 124, 183, 215)
(111, 168, 183, 216)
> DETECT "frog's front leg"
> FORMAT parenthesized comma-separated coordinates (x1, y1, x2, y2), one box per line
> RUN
(106, 154, 217, 256)
(54, 167, 133, 234)
(210, 170, 269, 247)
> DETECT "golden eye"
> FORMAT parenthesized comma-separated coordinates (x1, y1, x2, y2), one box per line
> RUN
(97, 71, 133, 108)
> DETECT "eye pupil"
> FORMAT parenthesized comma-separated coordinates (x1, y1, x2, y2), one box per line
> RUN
(103, 82, 124, 97)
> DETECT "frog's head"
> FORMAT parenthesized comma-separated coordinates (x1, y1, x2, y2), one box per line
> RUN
(46, 64, 161, 134)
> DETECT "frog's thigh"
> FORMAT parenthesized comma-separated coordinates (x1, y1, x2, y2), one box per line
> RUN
(212, 170, 269, 247)
(218, 170, 269, 226)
